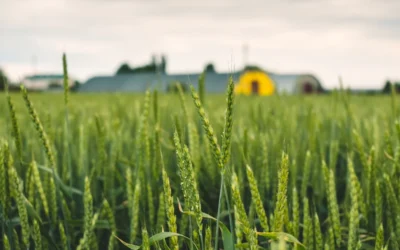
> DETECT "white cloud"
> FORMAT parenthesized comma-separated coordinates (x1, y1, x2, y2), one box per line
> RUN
(0, 0, 399, 88)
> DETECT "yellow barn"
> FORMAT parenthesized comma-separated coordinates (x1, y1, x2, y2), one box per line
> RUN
(234, 70, 276, 96)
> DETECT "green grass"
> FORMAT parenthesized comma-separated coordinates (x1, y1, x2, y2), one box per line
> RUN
(0, 84, 399, 250)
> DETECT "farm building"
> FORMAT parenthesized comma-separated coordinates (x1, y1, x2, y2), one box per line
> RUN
(233, 71, 324, 96)
(234, 70, 276, 95)
(79, 72, 241, 93)
(21, 74, 77, 91)
(78, 70, 324, 95)
(268, 73, 324, 94)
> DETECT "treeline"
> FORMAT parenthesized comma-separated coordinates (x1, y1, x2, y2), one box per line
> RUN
(115, 55, 167, 75)
(1, 63, 399, 94)
(115, 54, 219, 75)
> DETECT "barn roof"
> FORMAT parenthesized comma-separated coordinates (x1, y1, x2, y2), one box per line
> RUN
(269, 73, 324, 92)
(79, 71, 324, 93)
(25, 74, 65, 80)
(268, 74, 299, 93)
(79, 72, 242, 93)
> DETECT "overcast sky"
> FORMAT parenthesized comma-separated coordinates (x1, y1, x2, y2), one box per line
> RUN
(1, 0, 399, 89)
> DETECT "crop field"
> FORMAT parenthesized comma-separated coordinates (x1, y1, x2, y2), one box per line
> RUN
(0, 73, 399, 250)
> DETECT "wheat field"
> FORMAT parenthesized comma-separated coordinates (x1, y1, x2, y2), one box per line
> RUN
(0, 57, 399, 250)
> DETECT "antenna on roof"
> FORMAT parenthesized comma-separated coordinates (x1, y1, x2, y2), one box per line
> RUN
(242, 43, 249, 69)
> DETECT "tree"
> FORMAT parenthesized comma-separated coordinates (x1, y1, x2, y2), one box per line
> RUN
(204, 63, 216, 73)
(383, 80, 400, 94)
(0, 68, 8, 91)
(71, 80, 81, 92)
(160, 55, 167, 73)
(116, 63, 132, 75)
(244, 64, 264, 71)
(383, 80, 397, 93)
(151, 54, 157, 66)
(115, 55, 163, 75)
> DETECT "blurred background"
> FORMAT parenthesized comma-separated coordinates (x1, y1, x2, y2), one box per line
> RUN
(0, 0, 399, 93)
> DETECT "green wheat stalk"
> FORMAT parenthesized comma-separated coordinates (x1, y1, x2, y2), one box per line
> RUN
(375, 180, 382, 230)
(232, 172, 258, 250)
(0, 142, 11, 216)
(5, 82, 22, 160)
(291, 187, 299, 239)
(59, 222, 68, 250)
(102, 199, 116, 250)
(49, 175, 57, 223)
(162, 167, 179, 250)
(221, 76, 235, 167)
(375, 223, 384, 250)
(347, 157, 360, 250)
(131, 179, 141, 243)
(21, 85, 56, 169)
(260, 135, 270, 196)
(327, 219, 335, 250)
(190, 85, 223, 169)
(13, 229, 21, 250)
(301, 151, 311, 199)
(62, 52, 69, 105)
(323, 161, 342, 246)
(303, 197, 312, 248)
(173, 130, 203, 246)
(188, 122, 201, 173)
(33, 219, 42, 250)
(246, 165, 269, 232)
(77, 177, 94, 250)
(205, 226, 212, 250)
(141, 227, 150, 250)
(31, 160, 49, 217)
(9, 167, 30, 248)
(155, 192, 165, 231)
(62, 52, 73, 192)
(176, 81, 189, 123)
(314, 213, 323, 250)
(273, 152, 289, 232)
(235, 205, 243, 244)
(3, 234, 11, 250)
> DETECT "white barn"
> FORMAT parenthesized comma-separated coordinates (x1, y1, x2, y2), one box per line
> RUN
(21, 74, 76, 91)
